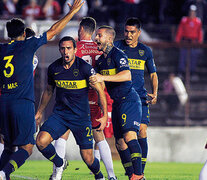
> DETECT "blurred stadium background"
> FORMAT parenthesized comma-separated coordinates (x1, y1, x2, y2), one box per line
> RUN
(1, 0, 207, 163)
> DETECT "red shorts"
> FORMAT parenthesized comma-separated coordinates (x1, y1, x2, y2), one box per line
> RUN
(90, 105, 101, 128)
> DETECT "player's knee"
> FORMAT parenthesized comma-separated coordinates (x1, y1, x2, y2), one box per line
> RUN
(138, 128, 147, 138)
(115, 139, 128, 151)
(36, 133, 50, 150)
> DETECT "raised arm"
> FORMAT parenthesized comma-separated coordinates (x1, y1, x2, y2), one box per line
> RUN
(90, 81, 108, 131)
(46, 0, 85, 40)
(35, 84, 55, 126)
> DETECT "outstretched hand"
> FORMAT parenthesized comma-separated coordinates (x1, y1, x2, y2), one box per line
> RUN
(67, 0, 85, 14)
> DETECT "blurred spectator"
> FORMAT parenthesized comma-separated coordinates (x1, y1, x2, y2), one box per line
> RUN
(63, 0, 88, 20)
(22, 0, 42, 19)
(88, 0, 108, 24)
(15, 0, 30, 15)
(182, 0, 207, 25)
(42, 0, 61, 20)
(162, 73, 187, 118)
(175, 4, 203, 81)
(1, 0, 18, 18)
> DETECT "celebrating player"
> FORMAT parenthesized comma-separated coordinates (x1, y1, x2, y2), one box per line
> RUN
(35, 36, 107, 180)
(0, 1, 84, 179)
(114, 17, 158, 177)
(50, 17, 116, 180)
(90, 25, 144, 180)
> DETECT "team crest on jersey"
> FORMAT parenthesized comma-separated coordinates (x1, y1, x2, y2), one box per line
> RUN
(91, 68, 96, 75)
(73, 69, 79, 77)
(139, 50, 144, 56)
(107, 58, 111, 66)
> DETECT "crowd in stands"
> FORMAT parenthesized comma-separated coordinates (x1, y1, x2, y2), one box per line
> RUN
(0, 0, 207, 25)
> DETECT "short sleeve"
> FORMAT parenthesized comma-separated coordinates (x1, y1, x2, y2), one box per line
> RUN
(145, 47, 156, 74)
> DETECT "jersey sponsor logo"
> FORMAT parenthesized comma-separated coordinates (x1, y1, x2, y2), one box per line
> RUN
(100, 68, 117, 75)
(128, 59, 145, 70)
(139, 50, 145, 56)
(107, 58, 111, 66)
(120, 58, 127, 65)
(55, 80, 87, 89)
(73, 69, 79, 77)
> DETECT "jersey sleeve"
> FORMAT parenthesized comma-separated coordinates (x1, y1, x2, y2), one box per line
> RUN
(145, 47, 156, 74)
(47, 65, 56, 87)
(26, 32, 47, 52)
(82, 62, 96, 83)
(114, 50, 130, 72)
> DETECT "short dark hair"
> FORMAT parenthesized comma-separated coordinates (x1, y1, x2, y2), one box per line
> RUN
(98, 25, 116, 40)
(80, 17, 96, 35)
(125, 17, 141, 30)
(25, 27, 35, 38)
(6, 18, 25, 38)
(59, 36, 76, 48)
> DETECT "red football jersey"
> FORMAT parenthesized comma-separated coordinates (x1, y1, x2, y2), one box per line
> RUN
(76, 40, 102, 106)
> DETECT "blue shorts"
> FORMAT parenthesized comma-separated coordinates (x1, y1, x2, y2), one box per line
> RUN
(141, 96, 150, 125)
(0, 99, 36, 146)
(40, 110, 93, 149)
(112, 100, 142, 139)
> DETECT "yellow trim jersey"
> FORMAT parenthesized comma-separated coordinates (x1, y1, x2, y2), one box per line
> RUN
(114, 40, 156, 97)
(48, 57, 96, 120)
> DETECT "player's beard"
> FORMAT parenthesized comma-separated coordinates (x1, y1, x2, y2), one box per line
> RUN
(64, 54, 75, 65)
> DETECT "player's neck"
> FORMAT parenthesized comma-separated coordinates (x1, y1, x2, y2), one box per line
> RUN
(63, 58, 75, 69)
(103, 43, 113, 57)
(79, 34, 92, 41)
(129, 41, 138, 48)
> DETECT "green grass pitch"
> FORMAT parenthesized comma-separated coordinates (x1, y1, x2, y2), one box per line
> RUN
(11, 160, 203, 180)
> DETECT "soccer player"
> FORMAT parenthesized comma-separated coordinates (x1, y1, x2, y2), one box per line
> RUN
(114, 17, 158, 176)
(35, 36, 107, 180)
(50, 17, 116, 180)
(0, 1, 84, 179)
(90, 25, 144, 180)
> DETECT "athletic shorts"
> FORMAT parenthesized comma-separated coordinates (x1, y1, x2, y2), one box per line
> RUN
(104, 114, 113, 138)
(90, 104, 101, 129)
(40, 111, 93, 149)
(141, 96, 150, 125)
(0, 99, 36, 146)
(112, 100, 142, 139)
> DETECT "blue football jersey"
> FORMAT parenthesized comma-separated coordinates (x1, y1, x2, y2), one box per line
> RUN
(95, 46, 137, 101)
(0, 33, 47, 101)
(114, 40, 156, 97)
(48, 57, 96, 120)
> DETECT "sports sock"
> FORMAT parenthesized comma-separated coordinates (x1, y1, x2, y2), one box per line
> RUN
(54, 138, 66, 159)
(0, 149, 13, 170)
(138, 138, 148, 173)
(38, 143, 63, 167)
(2, 148, 29, 179)
(0, 143, 4, 157)
(87, 158, 103, 179)
(94, 149, 101, 162)
(127, 139, 142, 175)
(97, 140, 116, 179)
(199, 160, 207, 180)
(117, 148, 134, 177)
